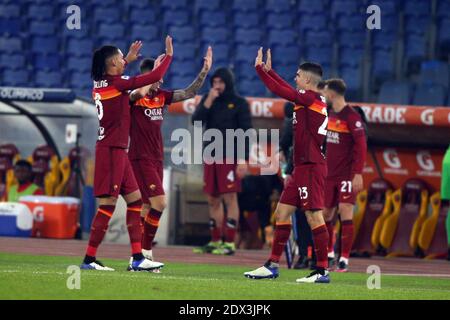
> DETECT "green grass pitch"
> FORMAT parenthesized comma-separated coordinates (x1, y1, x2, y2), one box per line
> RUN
(0, 252, 449, 300)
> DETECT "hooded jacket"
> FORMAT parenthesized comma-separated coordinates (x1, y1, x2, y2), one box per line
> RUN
(192, 67, 253, 161)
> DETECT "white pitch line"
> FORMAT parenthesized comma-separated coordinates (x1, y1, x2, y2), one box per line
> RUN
(384, 273, 450, 278)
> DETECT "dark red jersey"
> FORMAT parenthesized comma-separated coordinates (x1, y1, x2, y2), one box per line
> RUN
(326, 105, 367, 179)
(128, 89, 173, 161)
(91, 55, 172, 148)
(256, 66, 328, 166)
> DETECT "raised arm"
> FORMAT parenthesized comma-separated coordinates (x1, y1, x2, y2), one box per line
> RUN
(256, 65, 300, 103)
(172, 46, 212, 103)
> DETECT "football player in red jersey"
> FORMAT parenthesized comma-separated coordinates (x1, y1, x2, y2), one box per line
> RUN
(127, 47, 213, 267)
(245, 48, 330, 283)
(322, 79, 367, 272)
(80, 36, 173, 271)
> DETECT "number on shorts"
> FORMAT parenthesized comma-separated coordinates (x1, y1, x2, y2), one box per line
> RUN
(94, 93, 104, 120)
(341, 181, 352, 193)
(298, 187, 308, 200)
(227, 170, 235, 182)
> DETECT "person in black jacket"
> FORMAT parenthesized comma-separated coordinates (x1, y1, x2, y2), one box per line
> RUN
(192, 67, 253, 255)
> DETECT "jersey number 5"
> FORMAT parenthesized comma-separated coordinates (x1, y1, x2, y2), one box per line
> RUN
(94, 93, 104, 120)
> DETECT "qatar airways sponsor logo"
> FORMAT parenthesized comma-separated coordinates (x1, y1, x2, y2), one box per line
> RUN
(144, 108, 163, 121)
(170, 121, 280, 175)
(326, 131, 340, 144)
(360, 106, 407, 124)
(382, 149, 408, 175)
(0, 87, 44, 100)
(416, 150, 441, 177)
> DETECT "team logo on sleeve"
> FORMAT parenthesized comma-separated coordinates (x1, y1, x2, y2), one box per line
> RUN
(355, 121, 362, 128)
(121, 75, 130, 80)
(299, 89, 306, 94)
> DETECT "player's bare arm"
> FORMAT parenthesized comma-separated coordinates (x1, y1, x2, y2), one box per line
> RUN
(124, 41, 143, 64)
(172, 46, 213, 103)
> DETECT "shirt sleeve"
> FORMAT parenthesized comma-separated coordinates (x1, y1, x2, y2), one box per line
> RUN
(114, 55, 172, 92)
(348, 113, 367, 175)
(160, 89, 174, 106)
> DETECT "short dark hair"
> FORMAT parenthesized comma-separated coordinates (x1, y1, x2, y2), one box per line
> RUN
(140, 58, 155, 73)
(299, 62, 323, 78)
(325, 78, 347, 96)
(14, 160, 32, 171)
(317, 80, 326, 90)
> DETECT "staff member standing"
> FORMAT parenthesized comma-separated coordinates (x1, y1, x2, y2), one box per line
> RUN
(192, 67, 253, 255)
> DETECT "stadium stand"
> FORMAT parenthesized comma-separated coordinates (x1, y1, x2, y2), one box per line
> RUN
(0, 0, 449, 104)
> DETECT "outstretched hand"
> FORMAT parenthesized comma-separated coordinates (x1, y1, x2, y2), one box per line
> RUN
(153, 54, 165, 70)
(255, 47, 264, 67)
(202, 46, 213, 73)
(125, 40, 143, 64)
(165, 35, 173, 56)
(264, 48, 272, 72)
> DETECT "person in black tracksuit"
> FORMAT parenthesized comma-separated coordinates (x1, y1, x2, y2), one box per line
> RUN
(191, 67, 253, 255)
(281, 102, 317, 269)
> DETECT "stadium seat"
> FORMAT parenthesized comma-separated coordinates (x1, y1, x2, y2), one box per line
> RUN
(66, 39, 93, 57)
(273, 64, 298, 82)
(169, 61, 198, 77)
(339, 31, 366, 49)
(130, 25, 159, 42)
(298, 14, 328, 34)
(238, 79, 266, 97)
(90, 0, 117, 8)
(129, 7, 157, 25)
(195, 0, 221, 13)
(0, 53, 25, 70)
(0, 4, 21, 18)
(339, 47, 364, 68)
(0, 18, 21, 36)
(437, 18, 450, 57)
(417, 192, 450, 259)
(122, 0, 149, 10)
(234, 62, 258, 81)
(265, 0, 292, 13)
(235, 44, 260, 63)
(353, 179, 393, 254)
(420, 60, 450, 89)
(405, 16, 430, 36)
(330, 0, 361, 19)
(437, 0, 450, 20)
(267, 30, 297, 47)
(372, 49, 394, 81)
(199, 11, 227, 28)
(297, 0, 325, 15)
(35, 71, 63, 87)
(29, 145, 60, 196)
(33, 54, 60, 71)
(28, 4, 54, 21)
(161, 0, 188, 11)
(163, 10, 190, 28)
(66, 56, 90, 72)
(170, 75, 195, 89)
(404, 34, 427, 60)
(404, 0, 430, 17)
(174, 43, 198, 61)
(202, 43, 229, 62)
(140, 40, 164, 58)
(0, 144, 20, 201)
(97, 24, 125, 41)
(337, 14, 366, 32)
(369, 0, 399, 16)
(339, 66, 362, 98)
(412, 84, 446, 107)
(28, 21, 56, 36)
(305, 46, 332, 67)
(169, 26, 196, 43)
(378, 80, 411, 105)
(234, 28, 263, 45)
(379, 179, 429, 257)
(200, 27, 228, 45)
(271, 46, 300, 65)
(372, 31, 396, 50)
(305, 30, 332, 47)
(93, 7, 121, 24)
(233, 12, 259, 29)
(266, 13, 294, 30)
(231, 0, 260, 13)
(31, 37, 58, 54)
(69, 72, 91, 89)
(2, 69, 29, 86)
(0, 37, 22, 53)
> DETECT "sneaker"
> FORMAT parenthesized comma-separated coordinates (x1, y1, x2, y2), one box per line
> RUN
(296, 269, 330, 284)
(328, 257, 336, 270)
(244, 261, 279, 279)
(193, 241, 222, 254)
(131, 258, 164, 271)
(142, 249, 162, 273)
(336, 260, 348, 273)
(293, 255, 309, 269)
(80, 260, 114, 271)
(212, 242, 235, 255)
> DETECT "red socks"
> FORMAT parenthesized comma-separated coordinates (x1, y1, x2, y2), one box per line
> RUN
(209, 218, 221, 242)
(224, 218, 237, 243)
(312, 224, 329, 269)
(142, 208, 163, 250)
(127, 200, 143, 255)
(326, 221, 336, 254)
(340, 220, 354, 259)
(86, 205, 114, 257)
(269, 223, 292, 263)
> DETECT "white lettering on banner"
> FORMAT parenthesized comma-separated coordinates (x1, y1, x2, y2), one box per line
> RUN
(420, 109, 435, 125)
(416, 151, 434, 171)
(362, 106, 406, 124)
(182, 98, 196, 114)
(0, 87, 44, 100)
(251, 101, 273, 117)
(383, 149, 409, 175)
